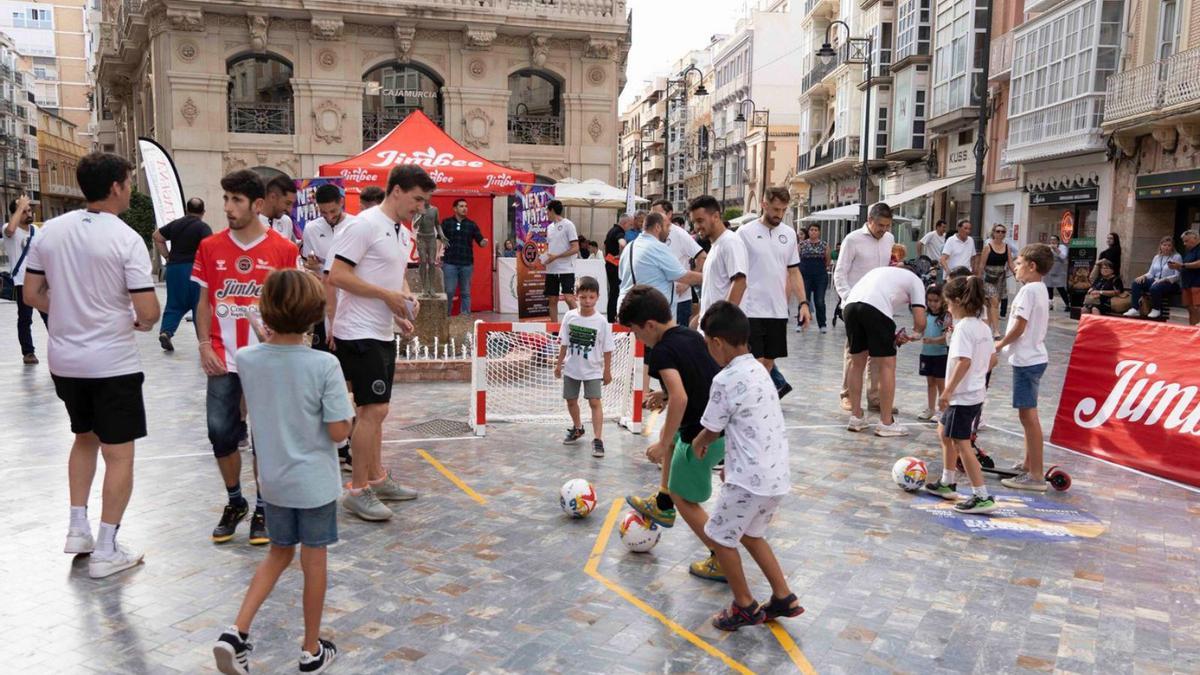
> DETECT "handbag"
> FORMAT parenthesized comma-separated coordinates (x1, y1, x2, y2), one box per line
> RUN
(1109, 291, 1132, 314)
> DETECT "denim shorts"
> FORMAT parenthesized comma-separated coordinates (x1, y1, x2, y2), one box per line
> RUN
(207, 373, 247, 458)
(262, 500, 338, 547)
(1012, 362, 1048, 409)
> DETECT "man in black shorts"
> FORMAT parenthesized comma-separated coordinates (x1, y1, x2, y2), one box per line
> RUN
(541, 199, 579, 322)
(24, 152, 161, 578)
(328, 165, 435, 521)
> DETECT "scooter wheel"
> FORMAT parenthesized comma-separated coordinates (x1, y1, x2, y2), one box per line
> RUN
(1046, 467, 1071, 492)
(978, 452, 995, 469)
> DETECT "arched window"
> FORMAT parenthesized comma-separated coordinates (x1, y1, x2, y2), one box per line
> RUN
(362, 62, 443, 146)
(227, 54, 294, 135)
(508, 70, 563, 145)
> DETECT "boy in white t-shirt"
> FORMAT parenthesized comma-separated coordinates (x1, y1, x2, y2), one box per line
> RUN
(554, 276, 615, 457)
(993, 244, 1053, 491)
(924, 276, 998, 514)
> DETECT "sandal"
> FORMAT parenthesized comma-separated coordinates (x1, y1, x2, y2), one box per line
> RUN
(762, 593, 805, 621)
(711, 601, 765, 632)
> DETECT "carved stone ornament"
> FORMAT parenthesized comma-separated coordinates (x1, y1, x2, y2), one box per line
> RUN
(1112, 132, 1138, 158)
(588, 116, 603, 143)
(585, 38, 617, 60)
(586, 65, 605, 86)
(311, 16, 343, 41)
(166, 7, 203, 32)
(312, 100, 346, 145)
(548, 164, 570, 180)
(318, 49, 337, 70)
(247, 14, 270, 53)
(463, 26, 497, 50)
(1177, 123, 1200, 148)
(280, 158, 298, 177)
(222, 153, 247, 174)
(468, 59, 486, 79)
(1152, 123, 1179, 150)
(181, 97, 199, 126)
(462, 108, 493, 149)
(255, 150, 269, 164)
(177, 40, 198, 62)
(530, 34, 549, 67)
(395, 24, 416, 62)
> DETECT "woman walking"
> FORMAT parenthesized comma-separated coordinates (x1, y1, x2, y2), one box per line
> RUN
(1046, 235, 1070, 311)
(976, 224, 1015, 338)
(797, 223, 831, 333)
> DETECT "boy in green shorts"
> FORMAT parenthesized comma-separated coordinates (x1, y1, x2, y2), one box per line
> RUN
(619, 285, 729, 582)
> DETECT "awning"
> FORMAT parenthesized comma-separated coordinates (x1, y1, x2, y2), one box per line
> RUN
(801, 203, 912, 223)
(882, 175, 971, 208)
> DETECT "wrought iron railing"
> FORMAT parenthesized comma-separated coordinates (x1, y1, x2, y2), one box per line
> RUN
(802, 58, 836, 94)
(362, 110, 443, 145)
(989, 32, 1013, 79)
(812, 135, 860, 168)
(1103, 60, 1161, 122)
(228, 101, 294, 135)
(508, 114, 563, 145)
(1164, 47, 1200, 109)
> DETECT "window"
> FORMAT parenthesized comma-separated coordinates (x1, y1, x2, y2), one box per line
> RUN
(12, 8, 52, 29)
(1157, 0, 1179, 61)
(362, 62, 443, 145)
(896, 0, 932, 61)
(931, 0, 985, 118)
(508, 70, 563, 145)
(226, 54, 294, 134)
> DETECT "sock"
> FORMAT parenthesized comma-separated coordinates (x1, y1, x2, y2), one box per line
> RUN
(69, 505, 88, 530)
(96, 522, 118, 555)
(226, 483, 245, 506)
(255, 493, 264, 513)
(941, 469, 956, 485)
(655, 491, 675, 511)
(972, 484, 990, 498)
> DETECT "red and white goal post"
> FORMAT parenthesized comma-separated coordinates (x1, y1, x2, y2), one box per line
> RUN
(470, 321, 643, 436)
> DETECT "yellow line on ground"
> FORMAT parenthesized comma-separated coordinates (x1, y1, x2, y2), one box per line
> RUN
(584, 499, 755, 675)
(416, 448, 487, 505)
(767, 622, 818, 675)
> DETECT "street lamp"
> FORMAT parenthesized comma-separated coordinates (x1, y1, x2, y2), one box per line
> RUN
(817, 20, 873, 225)
(735, 98, 770, 214)
(969, 0, 997, 245)
(663, 63, 707, 207)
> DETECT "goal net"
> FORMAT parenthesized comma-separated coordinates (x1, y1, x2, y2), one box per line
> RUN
(470, 321, 643, 436)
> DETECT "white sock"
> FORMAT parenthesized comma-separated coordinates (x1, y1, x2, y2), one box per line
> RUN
(69, 505, 88, 531)
(96, 522, 118, 556)
(971, 485, 989, 498)
(941, 470, 957, 485)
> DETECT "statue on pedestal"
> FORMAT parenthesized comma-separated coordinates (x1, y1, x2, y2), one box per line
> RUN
(414, 204, 448, 298)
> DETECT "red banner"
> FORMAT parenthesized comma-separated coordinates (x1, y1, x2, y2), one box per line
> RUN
(1052, 315, 1200, 487)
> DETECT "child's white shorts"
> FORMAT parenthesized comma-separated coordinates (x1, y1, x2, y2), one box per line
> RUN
(703, 482, 784, 548)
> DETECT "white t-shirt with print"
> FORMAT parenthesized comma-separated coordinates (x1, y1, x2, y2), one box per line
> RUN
(559, 309, 615, 382)
(328, 205, 413, 342)
(545, 217, 579, 274)
(23, 209, 154, 378)
(701, 352, 791, 496)
(844, 266, 927, 318)
(1005, 280, 1049, 367)
(737, 219, 801, 319)
(947, 316, 995, 406)
(941, 235, 976, 272)
(664, 223, 702, 307)
(699, 229, 748, 320)
(3, 224, 34, 285)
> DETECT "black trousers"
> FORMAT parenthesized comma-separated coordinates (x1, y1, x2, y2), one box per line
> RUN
(15, 285, 48, 356)
(606, 263, 620, 318)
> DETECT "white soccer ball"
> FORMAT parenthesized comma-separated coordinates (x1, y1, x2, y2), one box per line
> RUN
(892, 456, 928, 492)
(560, 479, 597, 518)
(618, 510, 661, 553)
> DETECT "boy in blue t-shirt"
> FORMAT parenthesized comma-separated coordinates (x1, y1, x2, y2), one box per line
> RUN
(213, 270, 354, 675)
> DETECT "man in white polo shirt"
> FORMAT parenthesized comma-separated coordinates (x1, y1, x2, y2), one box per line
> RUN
(542, 199, 579, 323)
(940, 219, 976, 275)
(738, 186, 810, 398)
(689, 194, 746, 326)
(259, 174, 298, 244)
(833, 202, 896, 412)
(302, 184, 358, 350)
(23, 152, 161, 578)
(651, 199, 706, 326)
(328, 164, 435, 522)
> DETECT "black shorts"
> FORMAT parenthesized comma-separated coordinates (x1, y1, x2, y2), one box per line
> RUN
(311, 320, 330, 353)
(544, 273, 576, 297)
(941, 403, 983, 440)
(843, 302, 897, 358)
(334, 338, 396, 406)
(919, 354, 948, 378)
(747, 318, 789, 360)
(52, 373, 147, 445)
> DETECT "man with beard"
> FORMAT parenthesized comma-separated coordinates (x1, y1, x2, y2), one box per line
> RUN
(689, 195, 747, 327)
(260, 174, 299, 245)
(4, 194, 47, 364)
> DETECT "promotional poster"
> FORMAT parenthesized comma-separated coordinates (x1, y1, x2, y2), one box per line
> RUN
(513, 183, 556, 319)
(291, 177, 345, 238)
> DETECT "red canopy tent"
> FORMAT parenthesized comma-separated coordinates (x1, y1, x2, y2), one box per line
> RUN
(319, 111, 535, 312)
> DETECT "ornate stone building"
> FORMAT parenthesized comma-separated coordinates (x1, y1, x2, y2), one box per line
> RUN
(95, 0, 629, 219)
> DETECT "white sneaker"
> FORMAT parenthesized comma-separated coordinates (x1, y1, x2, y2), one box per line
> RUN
(342, 487, 394, 521)
(64, 527, 94, 554)
(1122, 308, 1140, 317)
(1148, 309, 1162, 319)
(88, 543, 144, 578)
(820, 327, 828, 334)
(875, 421, 909, 437)
(1001, 472, 1049, 492)
(917, 408, 935, 421)
(794, 323, 803, 333)
(847, 415, 869, 432)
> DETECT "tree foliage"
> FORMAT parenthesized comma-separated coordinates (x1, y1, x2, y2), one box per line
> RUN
(120, 189, 156, 251)
(722, 207, 743, 222)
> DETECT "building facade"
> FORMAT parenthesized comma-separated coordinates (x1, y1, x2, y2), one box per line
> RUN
(0, 0, 96, 146)
(982, 0, 1022, 239)
(665, 47, 712, 212)
(618, 77, 665, 203)
(0, 32, 38, 213)
(95, 0, 630, 221)
(36, 106, 87, 218)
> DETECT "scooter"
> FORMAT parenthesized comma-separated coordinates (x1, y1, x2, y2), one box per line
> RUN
(957, 435, 1072, 492)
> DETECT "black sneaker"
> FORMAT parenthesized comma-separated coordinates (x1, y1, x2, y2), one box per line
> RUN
(248, 510, 269, 546)
(954, 494, 998, 514)
(213, 625, 253, 675)
(159, 332, 174, 352)
(338, 444, 352, 474)
(212, 502, 249, 543)
(299, 638, 338, 673)
(592, 439, 605, 458)
(562, 426, 585, 445)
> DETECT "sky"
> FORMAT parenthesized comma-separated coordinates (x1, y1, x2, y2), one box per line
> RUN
(618, 0, 748, 110)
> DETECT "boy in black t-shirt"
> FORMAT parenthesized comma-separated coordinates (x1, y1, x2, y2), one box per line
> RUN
(619, 286, 731, 583)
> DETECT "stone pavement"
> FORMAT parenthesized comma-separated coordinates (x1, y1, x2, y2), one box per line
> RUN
(0, 290, 1198, 674)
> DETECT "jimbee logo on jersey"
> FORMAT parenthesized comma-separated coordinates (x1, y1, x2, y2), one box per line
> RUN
(235, 256, 253, 273)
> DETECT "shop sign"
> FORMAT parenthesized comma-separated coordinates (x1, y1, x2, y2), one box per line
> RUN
(1030, 188, 1098, 206)
(1060, 210, 1074, 244)
(946, 132, 974, 176)
(1135, 168, 1200, 200)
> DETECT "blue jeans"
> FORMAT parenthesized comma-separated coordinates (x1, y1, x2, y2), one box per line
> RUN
(1129, 278, 1178, 311)
(161, 261, 201, 336)
(1012, 362, 1047, 409)
(770, 365, 788, 390)
(801, 268, 829, 328)
(207, 373, 246, 458)
(14, 284, 48, 355)
(676, 299, 693, 327)
(443, 263, 473, 314)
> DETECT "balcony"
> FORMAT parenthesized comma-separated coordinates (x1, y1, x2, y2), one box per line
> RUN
(1163, 47, 1200, 110)
(1103, 61, 1162, 123)
(644, 180, 664, 196)
(508, 115, 563, 145)
(990, 32, 1013, 81)
(228, 102, 294, 135)
(801, 59, 836, 97)
(797, 135, 861, 178)
(803, 0, 836, 21)
(1007, 95, 1106, 163)
(363, 110, 443, 145)
(646, 154, 665, 172)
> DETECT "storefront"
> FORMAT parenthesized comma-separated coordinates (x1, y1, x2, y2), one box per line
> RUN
(1135, 168, 1200, 240)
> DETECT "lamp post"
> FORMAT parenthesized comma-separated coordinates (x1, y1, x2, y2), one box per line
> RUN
(816, 21, 873, 225)
(969, 0, 996, 244)
(734, 98, 770, 213)
(663, 64, 707, 208)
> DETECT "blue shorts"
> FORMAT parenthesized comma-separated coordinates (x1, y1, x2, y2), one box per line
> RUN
(262, 500, 338, 548)
(1012, 363, 1047, 409)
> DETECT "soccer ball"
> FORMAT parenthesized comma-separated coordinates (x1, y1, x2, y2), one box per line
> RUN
(560, 479, 597, 518)
(618, 510, 661, 553)
(892, 456, 928, 491)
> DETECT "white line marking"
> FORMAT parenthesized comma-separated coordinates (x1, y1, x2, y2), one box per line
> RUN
(784, 422, 933, 430)
(382, 435, 481, 445)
